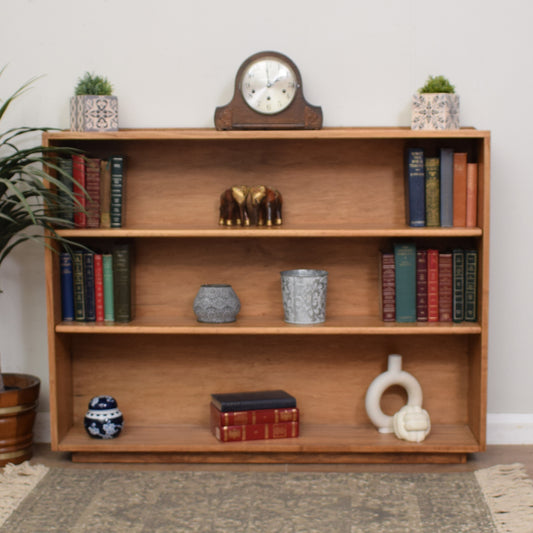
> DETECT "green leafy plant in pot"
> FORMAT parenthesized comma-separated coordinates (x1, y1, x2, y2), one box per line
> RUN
(411, 75, 460, 130)
(0, 68, 85, 465)
(70, 71, 118, 132)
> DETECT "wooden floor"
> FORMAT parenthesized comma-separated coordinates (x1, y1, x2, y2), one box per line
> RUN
(32, 444, 533, 477)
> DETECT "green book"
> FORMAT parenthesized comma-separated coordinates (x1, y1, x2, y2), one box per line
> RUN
(110, 155, 125, 228)
(464, 250, 478, 322)
(425, 157, 440, 227)
(103, 254, 115, 322)
(72, 251, 85, 321)
(113, 243, 133, 323)
(394, 242, 417, 322)
(452, 249, 465, 322)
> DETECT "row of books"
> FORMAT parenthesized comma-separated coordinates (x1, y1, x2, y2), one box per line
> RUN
(58, 154, 126, 229)
(209, 390, 299, 442)
(381, 243, 478, 323)
(60, 243, 133, 323)
(405, 147, 478, 228)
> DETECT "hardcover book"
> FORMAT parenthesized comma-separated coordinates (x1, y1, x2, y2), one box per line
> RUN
(113, 243, 133, 322)
(83, 251, 96, 322)
(440, 148, 454, 227)
(102, 253, 115, 322)
(438, 252, 453, 322)
(110, 155, 125, 228)
(405, 147, 425, 227)
(210, 402, 299, 427)
(464, 250, 478, 321)
(427, 249, 439, 322)
(380, 252, 396, 322)
(60, 252, 74, 321)
(57, 158, 74, 224)
(415, 249, 428, 322)
(394, 242, 417, 322)
(72, 251, 85, 321)
(100, 159, 112, 228)
(94, 254, 105, 322)
(453, 152, 468, 226)
(212, 421, 299, 442)
(425, 157, 440, 227)
(85, 158, 101, 228)
(452, 249, 465, 322)
(466, 163, 478, 227)
(72, 154, 87, 228)
(210, 390, 297, 412)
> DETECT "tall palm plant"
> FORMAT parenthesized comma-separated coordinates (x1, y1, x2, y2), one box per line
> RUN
(0, 68, 85, 391)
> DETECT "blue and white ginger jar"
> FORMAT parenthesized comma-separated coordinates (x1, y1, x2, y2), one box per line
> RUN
(84, 395, 124, 439)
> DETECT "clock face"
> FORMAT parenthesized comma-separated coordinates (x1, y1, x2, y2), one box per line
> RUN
(240, 57, 298, 115)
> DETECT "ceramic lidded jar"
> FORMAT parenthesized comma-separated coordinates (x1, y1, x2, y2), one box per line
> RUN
(193, 284, 241, 323)
(84, 395, 124, 439)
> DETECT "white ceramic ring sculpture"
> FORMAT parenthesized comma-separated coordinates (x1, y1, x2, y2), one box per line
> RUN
(365, 354, 423, 434)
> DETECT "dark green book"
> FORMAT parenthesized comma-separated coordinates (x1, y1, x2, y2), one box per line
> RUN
(103, 254, 115, 322)
(394, 242, 417, 322)
(452, 249, 465, 322)
(110, 156, 125, 228)
(425, 157, 440, 227)
(72, 251, 85, 321)
(113, 243, 133, 322)
(464, 250, 478, 322)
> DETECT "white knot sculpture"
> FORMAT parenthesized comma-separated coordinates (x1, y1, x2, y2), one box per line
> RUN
(365, 354, 431, 442)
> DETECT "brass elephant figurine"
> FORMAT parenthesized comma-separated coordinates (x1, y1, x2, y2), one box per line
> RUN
(219, 185, 282, 227)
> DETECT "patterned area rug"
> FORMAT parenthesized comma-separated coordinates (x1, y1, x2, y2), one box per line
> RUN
(1, 463, 533, 532)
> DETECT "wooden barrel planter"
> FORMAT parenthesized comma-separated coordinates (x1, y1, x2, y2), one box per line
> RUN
(0, 373, 40, 466)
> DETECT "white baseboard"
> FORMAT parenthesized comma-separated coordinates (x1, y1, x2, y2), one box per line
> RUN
(33, 412, 533, 445)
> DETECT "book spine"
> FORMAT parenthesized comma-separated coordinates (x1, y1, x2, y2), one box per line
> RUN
(405, 147, 425, 227)
(113, 243, 133, 322)
(394, 242, 417, 322)
(380, 252, 396, 322)
(439, 148, 454, 227)
(83, 252, 96, 322)
(453, 152, 468, 226)
(425, 157, 440, 227)
(57, 158, 74, 224)
(102, 254, 115, 322)
(464, 250, 478, 322)
(100, 159, 112, 228)
(438, 252, 453, 322)
(110, 156, 125, 228)
(72, 251, 85, 321)
(85, 158, 101, 228)
(452, 249, 465, 322)
(210, 402, 299, 427)
(72, 155, 87, 228)
(466, 163, 478, 227)
(94, 254, 105, 322)
(427, 249, 439, 322)
(415, 249, 428, 322)
(60, 252, 74, 321)
(213, 421, 299, 442)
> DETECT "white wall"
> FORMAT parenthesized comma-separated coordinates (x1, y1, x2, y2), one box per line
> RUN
(1, 0, 532, 443)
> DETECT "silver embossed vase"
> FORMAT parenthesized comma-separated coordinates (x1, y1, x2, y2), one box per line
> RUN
(193, 284, 241, 323)
(281, 269, 328, 325)
(84, 395, 123, 439)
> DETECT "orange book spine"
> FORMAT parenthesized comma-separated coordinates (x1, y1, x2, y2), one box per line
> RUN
(453, 153, 467, 226)
(427, 249, 439, 322)
(210, 402, 299, 426)
(466, 163, 478, 227)
(213, 421, 299, 442)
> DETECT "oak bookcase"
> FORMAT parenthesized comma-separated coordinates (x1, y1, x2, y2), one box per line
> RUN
(43, 127, 490, 463)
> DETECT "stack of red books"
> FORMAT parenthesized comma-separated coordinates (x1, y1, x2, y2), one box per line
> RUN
(210, 390, 299, 442)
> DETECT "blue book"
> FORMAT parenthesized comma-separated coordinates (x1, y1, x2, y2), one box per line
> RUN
(405, 148, 425, 227)
(394, 242, 417, 322)
(440, 148, 454, 227)
(83, 251, 96, 322)
(60, 253, 74, 321)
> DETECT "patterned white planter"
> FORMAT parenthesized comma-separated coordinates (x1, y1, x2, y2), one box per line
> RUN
(411, 93, 459, 130)
(70, 95, 118, 132)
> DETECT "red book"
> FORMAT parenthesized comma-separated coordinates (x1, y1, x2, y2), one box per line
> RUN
(453, 153, 467, 227)
(466, 163, 478, 227)
(85, 158, 101, 228)
(212, 421, 299, 442)
(380, 252, 395, 322)
(438, 252, 453, 322)
(416, 249, 428, 321)
(72, 155, 86, 228)
(94, 254, 105, 322)
(210, 402, 298, 427)
(427, 249, 439, 322)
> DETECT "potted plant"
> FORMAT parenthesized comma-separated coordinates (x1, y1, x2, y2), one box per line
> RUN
(411, 75, 460, 130)
(70, 71, 118, 132)
(0, 68, 84, 465)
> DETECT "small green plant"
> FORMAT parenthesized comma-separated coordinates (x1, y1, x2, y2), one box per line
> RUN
(418, 75, 455, 94)
(74, 72, 113, 95)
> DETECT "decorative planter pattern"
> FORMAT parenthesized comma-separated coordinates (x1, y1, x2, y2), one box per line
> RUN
(411, 93, 460, 130)
(70, 95, 118, 131)
(0, 374, 40, 466)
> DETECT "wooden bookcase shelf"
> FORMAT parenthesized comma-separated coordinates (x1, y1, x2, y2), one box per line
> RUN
(43, 127, 490, 463)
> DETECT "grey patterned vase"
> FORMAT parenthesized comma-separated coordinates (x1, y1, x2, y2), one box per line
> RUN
(70, 95, 119, 132)
(193, 284, 241, 323)
(280, 269, 328, 325)
(411, 93, 460, 130)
